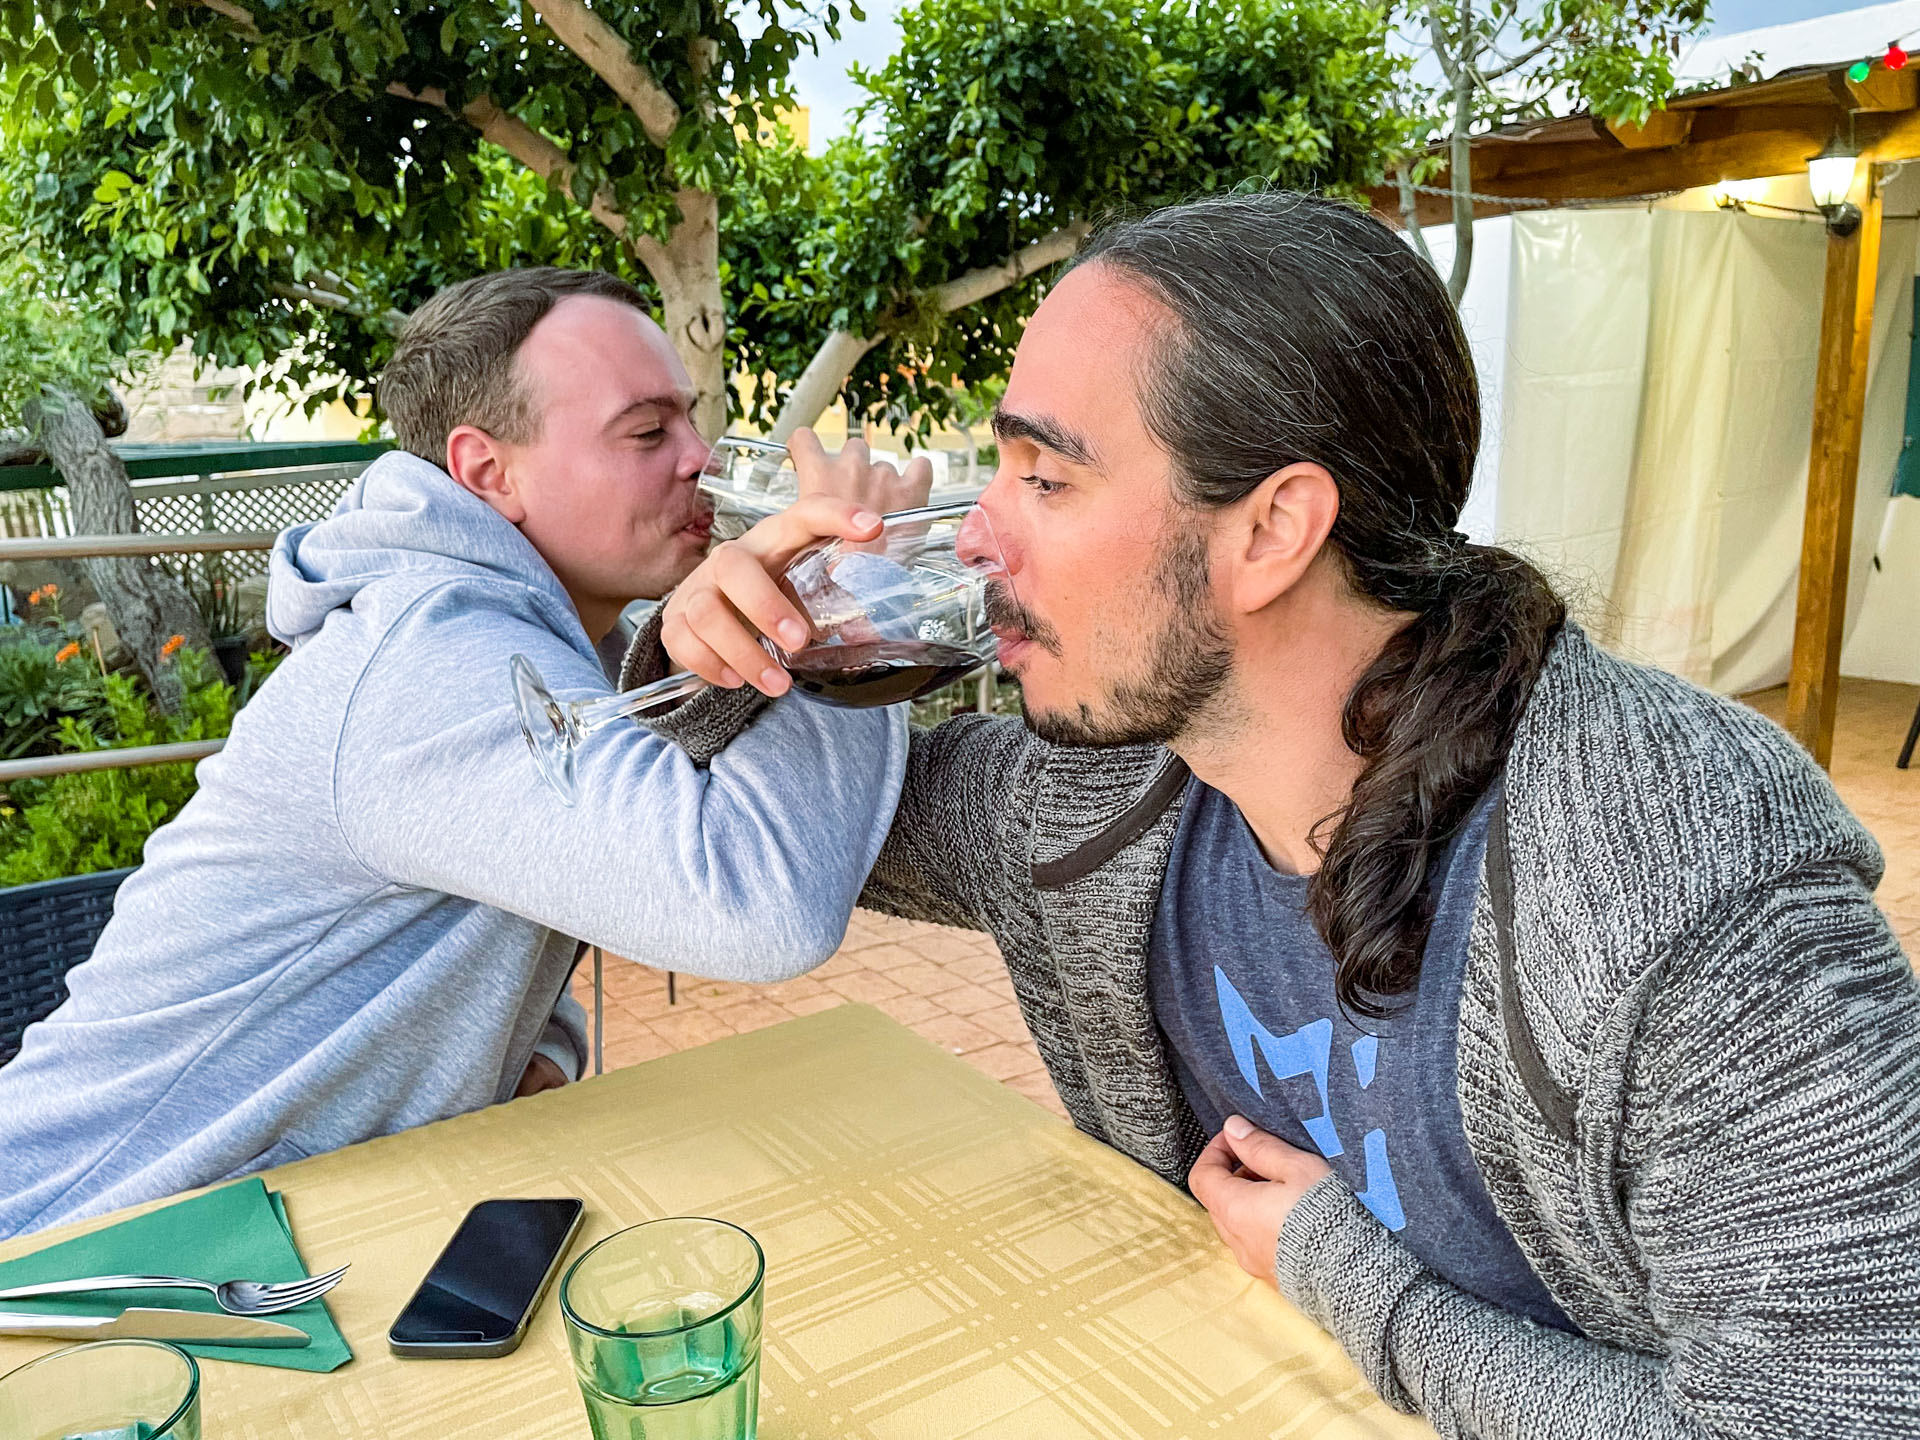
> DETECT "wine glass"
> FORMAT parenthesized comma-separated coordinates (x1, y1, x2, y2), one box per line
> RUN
(510, 500, 1011, 805)
(698, 434, 983, 541)
(699, 436, 798, 542)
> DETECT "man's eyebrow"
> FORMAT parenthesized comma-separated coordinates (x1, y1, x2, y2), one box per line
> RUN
(990, 406, 1099, 469)
(606, 390, 698, 427)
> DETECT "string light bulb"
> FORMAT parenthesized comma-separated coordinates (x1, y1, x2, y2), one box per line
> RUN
(1889, 42, 1909, 70)
(1849, 58, 1874, 82)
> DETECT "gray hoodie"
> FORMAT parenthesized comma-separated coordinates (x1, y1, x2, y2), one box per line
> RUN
(0, 453, 904, 1239)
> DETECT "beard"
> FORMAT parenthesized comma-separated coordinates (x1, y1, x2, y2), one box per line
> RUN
(1017, 521, 1234, 749)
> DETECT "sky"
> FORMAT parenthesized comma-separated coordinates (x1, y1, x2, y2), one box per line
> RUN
(1704, 0, 1864, 30)
(782, 0, 1876, 151)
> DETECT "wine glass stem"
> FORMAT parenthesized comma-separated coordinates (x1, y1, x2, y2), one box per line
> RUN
(568, 670, 713, 737)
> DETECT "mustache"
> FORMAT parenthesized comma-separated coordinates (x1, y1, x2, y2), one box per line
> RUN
(985, 580, 1062, 656)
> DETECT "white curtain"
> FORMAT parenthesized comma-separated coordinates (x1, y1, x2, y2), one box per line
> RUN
(1496, 204, 1917, 693)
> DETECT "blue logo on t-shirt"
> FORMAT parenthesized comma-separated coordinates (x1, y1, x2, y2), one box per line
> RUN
(1215, 966, 1406, 1231)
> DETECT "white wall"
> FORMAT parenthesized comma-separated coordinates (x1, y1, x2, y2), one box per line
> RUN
(1410, 215, 1513, 542)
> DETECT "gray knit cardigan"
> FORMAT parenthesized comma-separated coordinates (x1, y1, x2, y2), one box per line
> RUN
(628, 622, 1920, 1437)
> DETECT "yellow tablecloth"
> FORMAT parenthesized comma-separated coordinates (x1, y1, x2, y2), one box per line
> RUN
(0, 1004, 1437, 1439)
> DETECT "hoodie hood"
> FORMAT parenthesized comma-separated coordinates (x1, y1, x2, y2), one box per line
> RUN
(267, 450, 585, 651)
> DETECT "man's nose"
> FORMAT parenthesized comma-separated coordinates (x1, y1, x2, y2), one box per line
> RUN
(677, 424, 711, 482)
(957, 503, 1014, 583)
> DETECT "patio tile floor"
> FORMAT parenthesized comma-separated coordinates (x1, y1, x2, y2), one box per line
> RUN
(574, 678, 1920, 1116)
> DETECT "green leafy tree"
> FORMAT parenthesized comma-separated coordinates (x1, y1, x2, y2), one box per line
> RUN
(741, 0, 1414, 436)
(2, 0, 1407, 443)
(4, 0, 846, 436)
(1390, 0, 1708, 302)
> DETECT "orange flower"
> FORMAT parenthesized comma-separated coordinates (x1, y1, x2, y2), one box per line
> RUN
(26, 586, 44, 605)
(41, 583, 57, 598)
(159, 634, 185, 658)
(55, 641, 81, 663)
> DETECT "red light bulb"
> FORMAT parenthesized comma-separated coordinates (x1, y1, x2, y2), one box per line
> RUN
(1888, 42, 1908, 70)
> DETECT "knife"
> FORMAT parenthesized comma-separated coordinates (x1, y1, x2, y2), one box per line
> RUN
(0, 1307, 311, 1347)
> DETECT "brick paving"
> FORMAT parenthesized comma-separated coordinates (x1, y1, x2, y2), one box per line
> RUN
(575, 678, 1920, 1113)
(572, 907, 1067, 1116)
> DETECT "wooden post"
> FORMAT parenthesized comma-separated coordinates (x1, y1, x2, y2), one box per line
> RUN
(1786, 168, 1882, 767)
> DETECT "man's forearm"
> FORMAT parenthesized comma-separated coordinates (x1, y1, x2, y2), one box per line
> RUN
(1382, 1274, 1697, 1440)
(1276, 1180, 1704, 1440)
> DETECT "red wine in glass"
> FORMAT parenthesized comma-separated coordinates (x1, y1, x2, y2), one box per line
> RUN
(783, 641, 983, 708)
(510, 498, 1011, 805)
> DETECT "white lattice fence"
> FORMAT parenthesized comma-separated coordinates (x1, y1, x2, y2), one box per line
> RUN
(0, 491, 62, 540)
(128, 463, 363, 583)
(5, 462, 364, 588)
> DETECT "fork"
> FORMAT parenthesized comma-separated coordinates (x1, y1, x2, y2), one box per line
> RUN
(0, 1263, 348, 1316)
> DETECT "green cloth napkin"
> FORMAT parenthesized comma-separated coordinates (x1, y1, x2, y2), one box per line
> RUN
(0, 1177, 351, 1372)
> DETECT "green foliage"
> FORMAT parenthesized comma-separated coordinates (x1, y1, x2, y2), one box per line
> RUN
(1394, 0, 1706, 150)
(0, 241, 150, 429)
(729, 0, 1410, 435)
(1, 0, 1409, 436)
(0, 0, 848, 415)
(0, 645, 280, 884)
(0, 627, 110, 760)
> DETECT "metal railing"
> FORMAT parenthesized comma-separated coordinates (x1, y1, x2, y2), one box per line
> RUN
(0, 531, 278, 561)
(1, 530, 277, 784)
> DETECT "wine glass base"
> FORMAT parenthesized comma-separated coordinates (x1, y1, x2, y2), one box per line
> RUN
(510, 654, 581, 807)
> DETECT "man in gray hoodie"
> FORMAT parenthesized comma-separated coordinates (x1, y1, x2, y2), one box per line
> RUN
(0, 268, 916, 1239)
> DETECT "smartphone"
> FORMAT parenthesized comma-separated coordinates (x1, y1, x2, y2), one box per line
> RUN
(389, 1197, 585, 1358)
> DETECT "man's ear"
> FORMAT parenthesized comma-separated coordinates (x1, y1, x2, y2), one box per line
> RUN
(1228, 462, 1340, 614)
(445, 424, 527, 524)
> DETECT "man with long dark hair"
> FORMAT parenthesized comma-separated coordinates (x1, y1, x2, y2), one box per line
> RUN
(645, 191, 1920, 1435)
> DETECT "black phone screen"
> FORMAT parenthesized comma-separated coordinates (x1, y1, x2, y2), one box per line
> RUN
(390, 1198, 584, 1349)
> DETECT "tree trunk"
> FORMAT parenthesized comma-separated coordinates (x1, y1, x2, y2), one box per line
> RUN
(650, 189, 728, 440)
(770, 223, 1090, 437)
(1445, 74, 1475, 305)
(1396, 160, 1438, 272)
(26, 387, 213, 713)
(770, 331, 884, 442)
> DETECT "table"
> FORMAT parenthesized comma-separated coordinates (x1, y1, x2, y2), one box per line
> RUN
(0, 1005, 1436, 1439)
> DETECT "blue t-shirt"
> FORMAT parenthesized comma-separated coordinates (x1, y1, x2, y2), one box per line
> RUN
(1148, 778, 1575, 1332)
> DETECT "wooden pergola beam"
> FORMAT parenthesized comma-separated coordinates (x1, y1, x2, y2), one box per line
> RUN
(1786, 170, 1882, 765)
(1370, 64, 1920, 227)
(1839, 65, 1918, 112)
(1607, 111, 1694, 149)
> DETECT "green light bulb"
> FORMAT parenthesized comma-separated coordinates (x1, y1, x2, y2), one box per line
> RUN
(1850, 59, 1873, 82)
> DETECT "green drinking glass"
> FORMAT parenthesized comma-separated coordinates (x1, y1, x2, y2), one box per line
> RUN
(561, 1218, 765, 1440)
(0, 1339, 200, 1440)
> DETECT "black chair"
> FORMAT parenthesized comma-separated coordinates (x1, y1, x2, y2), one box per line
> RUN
(1902, 693, 1920, 769)
(0, 867, 134, 1065)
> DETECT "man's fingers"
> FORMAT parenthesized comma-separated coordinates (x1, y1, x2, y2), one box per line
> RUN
(744, 494, 883, 565)
(681, 583, 790, 696)
(896, 454, 934, 510)
(659, 609, 745, 689)
(710, 543, 813, 648)
(1219, 1116, 1312, 1183)
(1187, 1131, 1247, 1211)
(787, 426, 827, 471)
